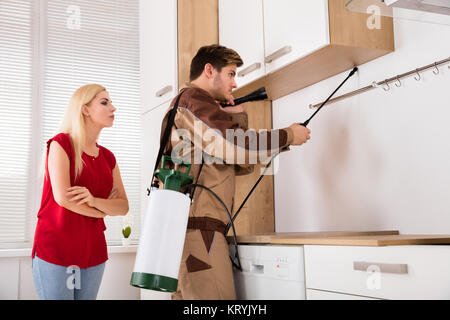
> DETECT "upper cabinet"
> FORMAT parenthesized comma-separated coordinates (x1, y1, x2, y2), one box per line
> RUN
(263, 0, 329, 74)
(219, 0, 394, 100)
(219, 0, 266, 87)
(140, 0, 178, 113)
(178, 0, 219, 90)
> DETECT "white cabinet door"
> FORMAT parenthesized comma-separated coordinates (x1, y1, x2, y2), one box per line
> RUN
(140, 0, 177, 113)
(140, 102, 170, 223)
(263, 0, 330, 74)
(219, 0, 266, 88)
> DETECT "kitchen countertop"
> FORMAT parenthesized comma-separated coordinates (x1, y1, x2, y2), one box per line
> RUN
(227, 231, 450, 246)
(227, 230, 399, 244)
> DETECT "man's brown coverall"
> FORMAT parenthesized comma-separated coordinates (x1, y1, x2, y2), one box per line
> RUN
(157, 85, 293, 300)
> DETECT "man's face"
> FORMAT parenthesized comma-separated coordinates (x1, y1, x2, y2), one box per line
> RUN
(211, 64, 237, 102)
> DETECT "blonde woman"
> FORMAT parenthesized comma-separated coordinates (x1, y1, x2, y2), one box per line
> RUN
(31, 84, 129, 300)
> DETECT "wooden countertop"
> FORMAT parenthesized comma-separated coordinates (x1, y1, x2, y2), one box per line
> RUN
(270, 234, 450, 246)
(227, 230, 399, 244)
(227, 231, 450, 246)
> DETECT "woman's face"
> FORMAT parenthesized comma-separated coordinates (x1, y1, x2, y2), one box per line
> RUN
(84, 90, 116, 128)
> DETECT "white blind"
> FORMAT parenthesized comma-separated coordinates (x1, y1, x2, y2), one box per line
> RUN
(42, 0, 141, 244)
(0, 0, 33, 245)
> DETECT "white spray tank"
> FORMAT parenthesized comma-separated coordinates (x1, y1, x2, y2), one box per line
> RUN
(130, 155, 193, 292)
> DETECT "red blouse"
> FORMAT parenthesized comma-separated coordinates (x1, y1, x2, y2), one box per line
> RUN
(32, 133, 116, 268)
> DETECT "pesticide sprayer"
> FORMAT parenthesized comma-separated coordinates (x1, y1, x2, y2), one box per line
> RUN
(130, 67, 358, 292)
(130, 155, 193, 292)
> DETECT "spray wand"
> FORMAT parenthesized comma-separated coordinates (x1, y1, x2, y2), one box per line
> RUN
(225, 67, 359, 237)
(300, 67, 358, 127)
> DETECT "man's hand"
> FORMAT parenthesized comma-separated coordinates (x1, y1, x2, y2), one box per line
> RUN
(219, 104, 244, 113)
(216, 95, 244, 113)
(289, 123, 311, 146)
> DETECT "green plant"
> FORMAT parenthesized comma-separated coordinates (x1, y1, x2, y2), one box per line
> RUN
(122, 225, 131, 239)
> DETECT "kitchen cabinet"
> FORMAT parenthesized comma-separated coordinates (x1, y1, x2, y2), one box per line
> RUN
(178, 0, 218, 90)
(230, 233, 450, 300)
(219, 0, 394, 101)
(219, 0, 329, 79)
(140, 0, 178, 113)
(219, 0, 266, 87)
(304, 244, 450, 300)
(263, 0, 329, 74)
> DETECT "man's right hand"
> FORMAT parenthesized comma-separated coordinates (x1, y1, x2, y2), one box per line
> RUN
(289, 123, 311, 146)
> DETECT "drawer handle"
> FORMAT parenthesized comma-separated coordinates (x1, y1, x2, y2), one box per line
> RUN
(155, 85, 173, 97)
(238, 62, 261, 77)
(265, 45, 292, 64)
(353, 261, 408, 275)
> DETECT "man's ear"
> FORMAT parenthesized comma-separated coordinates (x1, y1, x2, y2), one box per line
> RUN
(204, 63, 215, 79)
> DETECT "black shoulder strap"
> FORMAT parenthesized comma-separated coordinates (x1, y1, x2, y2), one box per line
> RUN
(150, 91, 184, 189)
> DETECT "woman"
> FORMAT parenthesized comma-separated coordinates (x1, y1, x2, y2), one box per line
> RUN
(31, 84, 129, 300)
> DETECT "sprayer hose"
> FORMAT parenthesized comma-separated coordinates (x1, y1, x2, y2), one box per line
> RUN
(187, 183, 243, 271)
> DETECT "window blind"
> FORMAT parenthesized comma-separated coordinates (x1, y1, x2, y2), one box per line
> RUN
(0, 0, 33, 245)
(42, 0, 141, 244)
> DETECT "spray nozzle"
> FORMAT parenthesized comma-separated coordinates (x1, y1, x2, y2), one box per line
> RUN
(221, 87, 268, 107)
(154, 156, 193, 192)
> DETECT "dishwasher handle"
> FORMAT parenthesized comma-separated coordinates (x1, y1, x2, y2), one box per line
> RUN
(250, 263, 265, 274)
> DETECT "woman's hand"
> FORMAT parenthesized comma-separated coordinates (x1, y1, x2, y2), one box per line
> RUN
(67, 186, 96, 207)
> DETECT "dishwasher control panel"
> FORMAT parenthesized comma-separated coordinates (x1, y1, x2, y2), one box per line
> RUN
(230, 244, 305, 281)
(230, 244, 306, 299)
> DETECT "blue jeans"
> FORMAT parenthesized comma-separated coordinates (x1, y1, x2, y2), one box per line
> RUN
(32, 256, 105, 300)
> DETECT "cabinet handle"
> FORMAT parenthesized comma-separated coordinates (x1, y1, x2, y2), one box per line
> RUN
(353, 261, 408, 275)
(264, 45, 292, 64)
(155, 85, 173, 97)
(238, 62, 261, 77)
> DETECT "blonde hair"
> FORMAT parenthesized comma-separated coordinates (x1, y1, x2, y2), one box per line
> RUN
(60, 84, 106, 179)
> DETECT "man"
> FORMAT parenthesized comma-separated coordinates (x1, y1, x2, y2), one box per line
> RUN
(157, 44, 310, 300)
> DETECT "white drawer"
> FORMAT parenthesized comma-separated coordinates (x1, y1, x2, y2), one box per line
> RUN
(304, 245, 450, 300)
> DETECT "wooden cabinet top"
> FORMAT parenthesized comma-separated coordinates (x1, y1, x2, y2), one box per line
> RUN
(227, 231, 450, 246)
(227, 230, 399, 244)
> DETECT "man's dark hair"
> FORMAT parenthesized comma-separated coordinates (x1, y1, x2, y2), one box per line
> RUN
(189, 44, 243, 82)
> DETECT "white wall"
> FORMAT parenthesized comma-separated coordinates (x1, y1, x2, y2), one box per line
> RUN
(273, 17, 450, 233)
(0, 250, 139, 300)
